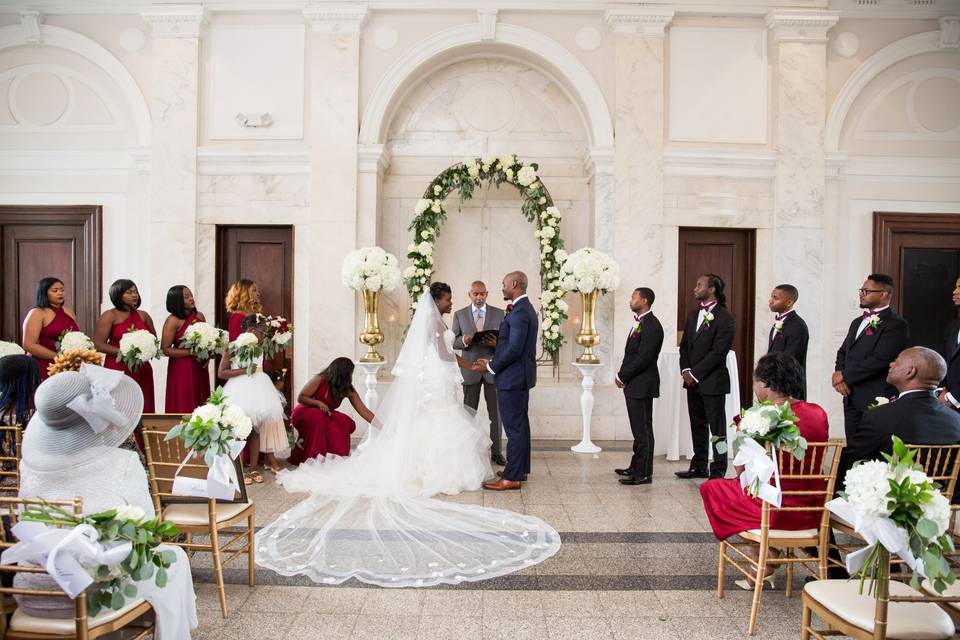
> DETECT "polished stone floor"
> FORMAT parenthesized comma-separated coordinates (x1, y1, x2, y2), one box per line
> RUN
(186, 442, 826, 639)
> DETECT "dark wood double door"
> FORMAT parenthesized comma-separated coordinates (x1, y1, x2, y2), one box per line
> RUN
(215, 226, 295, 404)
(0, 206, 102, 342)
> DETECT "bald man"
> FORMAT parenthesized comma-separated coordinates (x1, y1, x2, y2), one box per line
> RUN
(836, 346, 960, 491)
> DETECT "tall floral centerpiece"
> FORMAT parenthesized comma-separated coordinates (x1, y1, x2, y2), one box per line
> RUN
(558, 247, 620, 364)
(343, 246, 403, 363)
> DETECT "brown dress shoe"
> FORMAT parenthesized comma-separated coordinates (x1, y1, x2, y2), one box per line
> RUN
(483, 478, 522, 491)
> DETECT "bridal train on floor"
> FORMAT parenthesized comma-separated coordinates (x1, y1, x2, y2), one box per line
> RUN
(254, 291, 560, 587)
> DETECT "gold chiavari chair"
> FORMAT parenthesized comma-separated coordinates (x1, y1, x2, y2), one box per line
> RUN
(0, 496, 155, 639)
(0, 426, 22, 496)
(138, 414, 255, 618)
(717, 440, 844, 636)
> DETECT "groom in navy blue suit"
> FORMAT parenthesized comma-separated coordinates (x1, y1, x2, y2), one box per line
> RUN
(476, 271, 538, 490)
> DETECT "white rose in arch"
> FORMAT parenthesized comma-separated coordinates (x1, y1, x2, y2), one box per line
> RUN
(517, 165, 537, 186)
(504, 168, 514, 180)
(482, 154, 496, 166)
(430, 202, 441, 213)
(433, 185, 442, 195)
(414, 199, 431, 214)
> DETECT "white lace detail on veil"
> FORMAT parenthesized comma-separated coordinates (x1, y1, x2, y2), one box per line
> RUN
(254, 292, 560, 587)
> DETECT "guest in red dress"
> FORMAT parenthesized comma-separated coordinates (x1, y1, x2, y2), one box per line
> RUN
(699, 353, 830, 586)
(224, 279, 262, 341)
(94, 279, 157, 413)
(21, 277, 81, 381)
(288, 357, 376, 464)
(161, 285, 211, 414)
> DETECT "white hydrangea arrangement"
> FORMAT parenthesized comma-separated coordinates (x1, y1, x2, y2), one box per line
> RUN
(165, 387, 253, 466)
(0, 341, 25, 357)
(229, 332, 261, 375)
(56, 331, 94, 354)
(830, 437, 956, 597)
(404, 154, 568, 362)
(558, 247, 620, 294)
(117, 329, 160, 372)
(342, 246, 403, 293)
(180, 321, 228, 362)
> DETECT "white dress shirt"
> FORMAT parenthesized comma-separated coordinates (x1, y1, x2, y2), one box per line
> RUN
(682, 301, 718, 383)
(616, 309, 653, 385)
(855, 305, 889, 339)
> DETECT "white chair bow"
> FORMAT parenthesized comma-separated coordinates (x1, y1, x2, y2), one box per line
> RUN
(66, 364, 128, 434)
(1, 521, 132, 599)
(733, 438, 783, 507)
(825, 498, 923, 576)
(172, 440, 245, 501)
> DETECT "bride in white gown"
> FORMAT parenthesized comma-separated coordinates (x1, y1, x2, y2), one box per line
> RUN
(254, 287, 561, 587)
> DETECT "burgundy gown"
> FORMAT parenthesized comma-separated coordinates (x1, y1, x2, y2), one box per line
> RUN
(31, 307, 80, 381)
(699, 400, 830, 540)
(227, 312, 246, 341)
(164, 313, 211, 414)
(288, 377, 356, 464)
(103, 313, 156, 413)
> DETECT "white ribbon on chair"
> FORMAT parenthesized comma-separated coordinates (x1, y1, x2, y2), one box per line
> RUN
(825, 498, 923, 576)
(0, 521, 131, 599)
(66, 364, 129, 434)
(171, 440, 245, 500)
(733, 438, 783, 508)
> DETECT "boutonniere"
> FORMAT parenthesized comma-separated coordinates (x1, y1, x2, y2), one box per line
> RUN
(865, 315, 881, 336)
(702, 311, 714, 327)
(773, 319, 784, 337)
(867, 396, 891, 410)
(506, 304, 514, 316)
(632, 321, 643, 337)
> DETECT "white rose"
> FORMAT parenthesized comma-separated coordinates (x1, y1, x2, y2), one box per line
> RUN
(421, 230, 431, 239)
(577, 276, 596, 293)
(554, 249, 568, 263)
(365, 275, 382, 291)
(498, 154, 515, 169)
(467, 164, 480, 178)
(433, 185, 442, 195)
(416, 268, 425, 276)
(482, 154, 497, 166)
(232, 333, 258, 349)
(517, 165, 537, 187)
(221, 404, 253, 440)
(414, 199, 431, 214)
(505, 168, 514, 180)
(408, 243, 417, 252)
(538, 197, 546, 205)
(403, 266, 417, 279)
(191, 403, 222, 424)
(430, 202, 441, 213)
(114, 504, 147, 524)
(738, 409, 772, 437)
(921, 491, 952, 537)
(546, 206, 560, 218)
(542, 319, 553, 330)
(418, 242, 433, 256)
(557, 299, 569, 312)
(540, 226, 556, 239)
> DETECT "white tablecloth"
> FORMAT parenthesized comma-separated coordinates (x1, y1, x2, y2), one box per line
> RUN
(652, 349, 741, 461)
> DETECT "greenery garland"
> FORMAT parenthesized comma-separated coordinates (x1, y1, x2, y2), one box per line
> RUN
(403, 154, 569, 364)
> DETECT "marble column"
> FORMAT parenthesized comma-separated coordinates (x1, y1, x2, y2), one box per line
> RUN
(584, 148, 616, 372)
(766, 10, 839, 411)
(304, 4, 367, 373)
(357, 144, 389, 248)
(604, 9, 674, 378)
(143, 5, 205, 410)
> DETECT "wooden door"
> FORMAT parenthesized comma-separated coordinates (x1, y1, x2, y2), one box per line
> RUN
(0, 206, 101, 342)
(216, 226, 295, 403)
(873, 213, 960, 350)
(677, 228, 756, 406)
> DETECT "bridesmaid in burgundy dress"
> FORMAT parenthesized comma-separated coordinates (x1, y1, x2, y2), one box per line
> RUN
(224, 279, 262, 341)
(288, 357, 376, 464)
(161, 285, 211, 414)
(699, 353, 829, 589)
(94, 279, 157, 413)
(21, 277, 81, 381)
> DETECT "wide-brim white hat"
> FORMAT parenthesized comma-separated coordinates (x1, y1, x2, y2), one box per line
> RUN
(22, 364, 143, 471)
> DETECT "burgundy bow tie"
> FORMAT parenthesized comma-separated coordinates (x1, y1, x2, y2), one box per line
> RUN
(506, 304, 514, 313)
(862, 310, 876, 319)
(699, 303, 713, 311)
(634, 314, 642, 322)
(775, 313, 786, 322)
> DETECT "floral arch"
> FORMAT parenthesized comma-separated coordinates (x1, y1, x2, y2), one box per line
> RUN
(403, 154, 569, 363)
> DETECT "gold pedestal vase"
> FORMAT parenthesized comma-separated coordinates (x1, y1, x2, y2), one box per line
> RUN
(575, 289, 601, 364)
(359, 288, 385, 363)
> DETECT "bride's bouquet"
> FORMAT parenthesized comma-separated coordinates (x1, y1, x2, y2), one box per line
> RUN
(342, 246, 403, 292)
(558, 247, 620, 294)
(260, 314, 293, 359)
(829, 437, 955, 596)
(117, 329, 160, 372)
(0, 341, 24, 358)
(716, 401, 806, 504)
(179, 321, 228, 362)
(229, 332, 261, 375)
(56, 330, 94, 354)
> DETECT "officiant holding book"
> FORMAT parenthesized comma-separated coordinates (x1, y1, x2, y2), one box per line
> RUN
(453, 280, 507, 466)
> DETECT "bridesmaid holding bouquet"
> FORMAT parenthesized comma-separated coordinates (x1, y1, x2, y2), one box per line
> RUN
(21, 277, 81, 381)
(94, 279, 157, 412)
(224, 279, 262, 341)
(161, 285, 212, 414)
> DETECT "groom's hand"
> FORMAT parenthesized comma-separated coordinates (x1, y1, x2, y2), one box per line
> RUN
(481, 334, 497, 347)
(474, 358, 489, 372)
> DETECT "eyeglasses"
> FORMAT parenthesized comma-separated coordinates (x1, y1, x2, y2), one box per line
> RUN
(858, 288, 885, 295)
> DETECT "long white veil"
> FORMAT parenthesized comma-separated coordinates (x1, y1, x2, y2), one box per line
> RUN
(254, 291, 561, 587)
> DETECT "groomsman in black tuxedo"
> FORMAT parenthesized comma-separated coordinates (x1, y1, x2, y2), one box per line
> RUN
(677, 274, 736, 480)
(766, 284, 809, 399)
(939, 277, 960, 413)
(837, 347, 960, 493)
(614, 287, 664, 485)
(833, 273, 910, 442)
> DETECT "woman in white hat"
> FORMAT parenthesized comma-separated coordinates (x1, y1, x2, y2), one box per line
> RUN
(16, 364, 198, 638)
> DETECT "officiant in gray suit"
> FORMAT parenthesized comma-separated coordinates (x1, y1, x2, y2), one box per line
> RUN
(452, 280, 507, 466)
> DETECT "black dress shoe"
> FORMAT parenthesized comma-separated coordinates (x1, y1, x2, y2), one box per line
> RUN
(619, 476, 652, 485)
(491, 454, 507, 466)
(614, 468, 634, 476)
(675, 469, 710, 479)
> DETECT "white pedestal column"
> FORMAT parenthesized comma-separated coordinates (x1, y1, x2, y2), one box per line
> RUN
(355, 361, 383, 412)
(571, 362, 603, 453)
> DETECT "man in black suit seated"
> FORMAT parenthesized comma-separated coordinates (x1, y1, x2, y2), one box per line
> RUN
(677, 274, 736, 480)
(614, 287, 664, 486)
(939, 276, 960, 414)
(766, 284, 809, 399)
(837, 346, 960, 490)
(832, 273, 910, 442)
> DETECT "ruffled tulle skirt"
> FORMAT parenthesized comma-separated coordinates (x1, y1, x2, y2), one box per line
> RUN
(223, 372, 288, 455)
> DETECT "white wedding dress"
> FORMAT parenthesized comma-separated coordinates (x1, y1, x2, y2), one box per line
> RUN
(255, 292, 561, 587)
